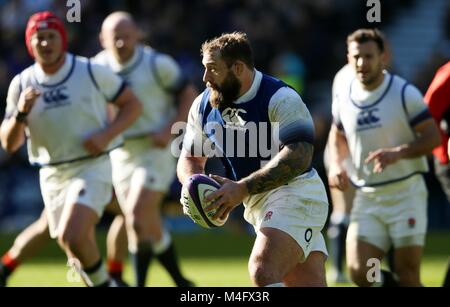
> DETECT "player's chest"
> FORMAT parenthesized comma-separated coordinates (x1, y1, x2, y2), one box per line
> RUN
(340, 99, 406, 134)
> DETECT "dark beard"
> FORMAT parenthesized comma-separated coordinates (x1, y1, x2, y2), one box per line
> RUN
(209, 72, 241, 109)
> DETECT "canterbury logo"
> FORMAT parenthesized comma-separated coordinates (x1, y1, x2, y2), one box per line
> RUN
(222, 108, 247, 126)
(357, 108, 380, 126)
(43, 86, 69, 104)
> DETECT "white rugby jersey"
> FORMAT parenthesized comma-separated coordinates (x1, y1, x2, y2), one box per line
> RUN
(94, 45, 185, 138)
(332, 71, 430, 187)
(5, 53, 124, 166)
(332, 64, 355, 103)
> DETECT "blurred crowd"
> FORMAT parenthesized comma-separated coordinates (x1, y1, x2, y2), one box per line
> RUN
(0, 0, 449, 229)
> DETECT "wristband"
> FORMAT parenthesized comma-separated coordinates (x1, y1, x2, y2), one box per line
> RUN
(14, 110, 28, 123)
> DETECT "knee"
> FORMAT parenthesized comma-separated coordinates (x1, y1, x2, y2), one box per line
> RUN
(37, 217, 50, 235)
(348, 263, 371, 287)
(58, 229, 84, 254)
(127, 214, 148, 240)
(248, 257, 279, 287)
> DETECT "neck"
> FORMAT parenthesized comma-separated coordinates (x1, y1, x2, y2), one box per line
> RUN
(38, 53, 66, 75)
(238, 69, 255, 97)
(116, 48, 136, 65)
(362, 72, 385, 91)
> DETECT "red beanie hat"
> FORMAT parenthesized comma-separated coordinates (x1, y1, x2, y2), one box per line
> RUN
(25, 11, 67, 58)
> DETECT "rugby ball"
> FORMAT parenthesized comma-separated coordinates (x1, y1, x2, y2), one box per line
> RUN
(180, 174, 228, 228)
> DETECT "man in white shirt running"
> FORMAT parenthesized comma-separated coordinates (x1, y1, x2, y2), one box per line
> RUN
(328, 28, 440, 287)
(0, 11, 141, 287)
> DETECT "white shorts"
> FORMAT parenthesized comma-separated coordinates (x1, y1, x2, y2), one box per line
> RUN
(39, 156, 113, 238)
(110, 138, 176, 208)
(347, 174, 428, 252)
(245, 169, 329, 262)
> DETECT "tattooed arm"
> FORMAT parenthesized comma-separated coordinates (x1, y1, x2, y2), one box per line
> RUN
(204, 141, 313, 220)
(241, 141, 313, 195)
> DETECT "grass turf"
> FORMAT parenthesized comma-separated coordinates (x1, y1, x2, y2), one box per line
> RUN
(0, 229, 448, 287)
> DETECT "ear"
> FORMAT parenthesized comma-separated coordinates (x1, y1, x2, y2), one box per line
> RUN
(99, 33, 105, 49)
(233, 61, 245, 76)
(380, 51, 388, 67)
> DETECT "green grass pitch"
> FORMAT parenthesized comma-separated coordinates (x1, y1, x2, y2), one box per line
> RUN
(0, 229, 448, 287)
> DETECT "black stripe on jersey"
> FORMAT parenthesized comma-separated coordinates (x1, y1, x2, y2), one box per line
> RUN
(87, 59, 110, 102)
(32, 143, 124, 168)
(401, 81, 411, 119)
(34, 55, 76, 88)
(349, 73, 394, 109)
(279, 121, 315, 146)
(410, 109, 432, 127)
(350, 172, 425, 188)
(109, 81, 127, 103)
(149, 51, 188, 97)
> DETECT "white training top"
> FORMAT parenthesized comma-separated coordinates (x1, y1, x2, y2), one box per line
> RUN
(183, 70, 320, 209)
(5, 53, 124, 166)
(332, 71, 430, 187)
(94, 45, 185, 138)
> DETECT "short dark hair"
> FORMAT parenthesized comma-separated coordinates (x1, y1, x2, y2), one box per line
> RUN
(347, 28, 385, 52)
(201, 31, 254, 69)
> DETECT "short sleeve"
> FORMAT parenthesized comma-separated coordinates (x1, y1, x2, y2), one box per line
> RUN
(4, 75, 22, 119)
(331, 65, 353, 131)
(182, 94, 212, 156)
(153, 54, 186, 93)
(403, 84, 432, 127)
(268, 87, 315, 146)
(89, 62, 126, 103)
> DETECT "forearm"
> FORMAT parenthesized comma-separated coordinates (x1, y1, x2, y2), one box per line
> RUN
(240, 142, 313, 195)
(103, 100, 141, 141)
(0, 118, 26, 153)
(177, 150, 207, 184)
(396, 119, 440, 159)
(396, 134, 440, 159)
(328, 125, 350, 166)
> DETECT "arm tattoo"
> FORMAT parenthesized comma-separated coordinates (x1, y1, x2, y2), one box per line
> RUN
(243, 141, 313, 195)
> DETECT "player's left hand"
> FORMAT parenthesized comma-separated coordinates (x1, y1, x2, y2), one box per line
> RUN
(365, 147, 402, 173)
(204, 174, 248, 220)
(150, 128, 172, 148)
(83, 131, 111, 156)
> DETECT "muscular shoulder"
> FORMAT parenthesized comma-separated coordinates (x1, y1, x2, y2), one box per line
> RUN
(269, 86, 312, 123)
(91, 50, 109, 66)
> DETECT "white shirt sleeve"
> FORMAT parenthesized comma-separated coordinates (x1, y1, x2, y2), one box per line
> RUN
(268, 87, 315, 145)
(182, 93, 212, 156)
(89, 62, 125, 102)
(154, 54, 185, 92)
(403, 84, 430, 125)
(4, 75, 21, 118)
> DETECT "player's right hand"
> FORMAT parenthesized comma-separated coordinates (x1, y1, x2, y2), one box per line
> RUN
(328, 166, 349, 191)
(17, 87, 41, 113)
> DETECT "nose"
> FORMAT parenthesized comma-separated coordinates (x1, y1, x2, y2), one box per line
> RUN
(40, 40, 48, 47)
(203, 70, 212, 84)
(356, 57, 367, 69)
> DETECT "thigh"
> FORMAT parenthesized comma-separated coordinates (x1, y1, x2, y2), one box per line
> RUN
(348, 193, 390, 252)
(388, 187, 428, 249)
(330, 186, 355, 215)
(59, 202, 100, 238)
(346, 238, 385, 271)
(250, 227, 304, 280)
(283, 251, 327, 287)
(394, 245, 423, 273)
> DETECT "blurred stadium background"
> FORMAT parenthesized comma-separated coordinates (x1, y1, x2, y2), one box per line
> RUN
(0, 0, 449, 286)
